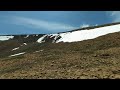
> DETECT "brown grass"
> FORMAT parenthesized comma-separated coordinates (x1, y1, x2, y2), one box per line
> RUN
(1, 32, 120, 79)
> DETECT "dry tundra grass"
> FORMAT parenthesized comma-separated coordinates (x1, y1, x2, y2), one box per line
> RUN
(0, 32, 120, 79)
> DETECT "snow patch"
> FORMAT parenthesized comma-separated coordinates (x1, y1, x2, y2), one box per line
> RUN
(9, 52, 25, 57)
(12, 47, 19, 51)
(0, 36, 14, 41)
(37, 35, 47, 43)
(34, 50, 44, 53)
(47, 34, 60, 43)
(20, 43, 27, 46)
(37, 34, 60, 43)
(24, 35, 29, 38)
(48, 34, 58, 38)
(23, 43, 27, 45)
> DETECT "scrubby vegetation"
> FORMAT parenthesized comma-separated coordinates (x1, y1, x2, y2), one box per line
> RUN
(0, 31, 120, 79)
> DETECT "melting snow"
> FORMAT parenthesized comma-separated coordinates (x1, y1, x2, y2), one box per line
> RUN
(20, 43, 27, 46)
(0, 36, 14, 41)
(9, 52, 25, 57)
(12, 47, 19, 51)
(48, 34, 58, 38)
(24, 35, 29, 38)
(34, 50, 44, 53)
(37, 35, 47, 43)
(37, 34, 60, 43)
(37, 24, 120, 43)
(23, 43, 27, 45)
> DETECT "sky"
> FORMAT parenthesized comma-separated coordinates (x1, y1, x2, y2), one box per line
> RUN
(0, 11, 120, 35)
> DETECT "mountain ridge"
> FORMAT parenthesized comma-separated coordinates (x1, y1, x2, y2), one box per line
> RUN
(59, 22, 120, 33)
(1, 22, 120, 43)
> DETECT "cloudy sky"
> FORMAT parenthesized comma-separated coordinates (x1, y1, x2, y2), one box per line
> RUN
(0, 11, 119, 35)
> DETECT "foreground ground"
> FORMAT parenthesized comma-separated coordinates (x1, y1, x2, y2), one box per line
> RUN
(0, 32, 120, 79)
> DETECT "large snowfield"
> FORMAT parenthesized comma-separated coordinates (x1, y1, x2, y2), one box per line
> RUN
(37, 24, 120, 43)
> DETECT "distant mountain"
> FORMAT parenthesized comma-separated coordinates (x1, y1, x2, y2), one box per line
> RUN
(1, 22, 120, 44)
(1, 22, 120, 58)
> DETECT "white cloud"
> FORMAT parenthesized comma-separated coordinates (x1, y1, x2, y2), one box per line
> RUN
(80, 24, 89, 28)
(107, 11, 120, 22)
(9, 16, 78, 32)
(110, 11, 120, 16)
